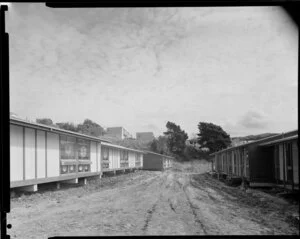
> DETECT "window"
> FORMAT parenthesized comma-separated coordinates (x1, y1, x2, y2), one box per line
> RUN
(77, 139, 90, 160)
(102, 146, 110, 169)
(120, 150, 129, 168)
(60, 135, 76, 160)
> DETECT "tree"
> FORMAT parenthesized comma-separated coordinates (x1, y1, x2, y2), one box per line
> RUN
(197, 122, 231, 154)
(150, 139, 158, 152)
(56, 122, 78, 132)
(150, 136, 170, 155)
(164, 121, 188, 155)
(77, 119, 105, 137)
(36, 118, 54, 126)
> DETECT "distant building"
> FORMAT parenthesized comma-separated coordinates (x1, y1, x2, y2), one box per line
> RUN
(104, 127, 132, 140)
(186, 139, 210, 152)
(186, 138, 200, 149)
(136, 132, 155, 143)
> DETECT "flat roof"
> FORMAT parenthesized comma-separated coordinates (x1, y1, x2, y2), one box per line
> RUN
(210, 129, 298, 156)
(143, 150, 174, 159)
(259, 135, 298, 146)
(101, 142, 145, 153)
(10, 117, 111, 143)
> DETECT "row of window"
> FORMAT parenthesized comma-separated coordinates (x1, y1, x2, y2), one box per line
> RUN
(60, 136, 142, 172)
(60, 135, 90, 160)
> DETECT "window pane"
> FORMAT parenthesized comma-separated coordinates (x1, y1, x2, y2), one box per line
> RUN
(60, 136, 76, 159)
(77, 139, 90, 160)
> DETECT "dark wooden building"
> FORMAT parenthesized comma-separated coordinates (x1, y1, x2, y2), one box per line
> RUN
(210, 130, 298, 190)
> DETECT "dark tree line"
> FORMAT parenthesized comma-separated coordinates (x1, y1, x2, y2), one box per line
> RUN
(149, 121, 231, 160)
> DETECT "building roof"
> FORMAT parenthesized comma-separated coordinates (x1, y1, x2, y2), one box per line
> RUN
(259, 135, 298, 146)
(101, 142, 145, 153)
(210, 129, 298, 156)
(10, 117, 111, 143)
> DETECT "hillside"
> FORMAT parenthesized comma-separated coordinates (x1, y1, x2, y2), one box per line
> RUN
(231, 133, 278, 146)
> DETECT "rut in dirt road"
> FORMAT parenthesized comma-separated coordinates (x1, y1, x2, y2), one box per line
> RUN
(142, 195, 161, 233)
(183, 181, 207, 234)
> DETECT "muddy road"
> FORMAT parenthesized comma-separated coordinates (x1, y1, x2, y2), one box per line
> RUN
(8, 160, 299, 238)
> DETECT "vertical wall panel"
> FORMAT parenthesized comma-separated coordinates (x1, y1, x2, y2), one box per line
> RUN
(116, 150, 120, 169)
(141, 154, 143, 168)
(129, 152, 135, 168)
(10, 125, 24, 181)
(292, 141, 298, 184)
(25, 128, 36, 180)
(109, 148, 113, 169)
(36, 130, 46, 179)
(279, 144, 284, 181)
(90, 142, 97, 172)
(97, 143, 101, 172)
(113, 149, 117, 169)
(46, 132, 60, 177)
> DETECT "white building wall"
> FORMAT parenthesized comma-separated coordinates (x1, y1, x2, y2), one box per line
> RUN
(141, 154, 143, 168)
(129, 152, 135, 168)
(97, 143, 101, 172)
(36, 130, 46, 179)
(46, 132, 60, 177)
(90, 141, 97, 172)
(25, 128, 35, 180)
(10, 125, 23, 181)
(109, 148, 113, 169)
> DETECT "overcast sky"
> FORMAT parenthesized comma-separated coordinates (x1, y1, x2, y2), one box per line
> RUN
(7, 4, 298, 138)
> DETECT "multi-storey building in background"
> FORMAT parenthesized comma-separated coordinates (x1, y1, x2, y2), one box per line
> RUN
(104, 127, 132, 140)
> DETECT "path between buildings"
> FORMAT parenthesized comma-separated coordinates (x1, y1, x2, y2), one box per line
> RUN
(8, 160, 299, 238)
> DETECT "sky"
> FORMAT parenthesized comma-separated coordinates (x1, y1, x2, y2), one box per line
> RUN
(6, 4, 298, 138)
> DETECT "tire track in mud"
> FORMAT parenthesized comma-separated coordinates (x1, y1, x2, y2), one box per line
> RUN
(182, 176, 207, 235)
(142, 196, 161, 233)
(141, 174, 165, 234)
(168, 198, 176, 213)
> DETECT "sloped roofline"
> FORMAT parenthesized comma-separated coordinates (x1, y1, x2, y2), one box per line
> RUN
(210, 129, 298, 156)
(10, 117, 111, 143)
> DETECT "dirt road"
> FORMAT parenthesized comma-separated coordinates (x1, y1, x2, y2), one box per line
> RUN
(8, 160, 299, 238)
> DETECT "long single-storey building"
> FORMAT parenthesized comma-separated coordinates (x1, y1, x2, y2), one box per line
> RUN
(10, 118, 144, 192)
(210, 129, 298, 190)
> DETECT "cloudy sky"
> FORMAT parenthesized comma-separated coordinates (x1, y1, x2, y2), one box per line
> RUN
(6, 4, 298, 138)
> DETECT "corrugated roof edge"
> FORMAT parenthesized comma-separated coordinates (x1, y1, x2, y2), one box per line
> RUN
(259, 135, 298, 146)
(209, 129, 298, 156)
(143, 150, 175, 159)
(101, 141, 145, 153)
(10, 117, 112, 143)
